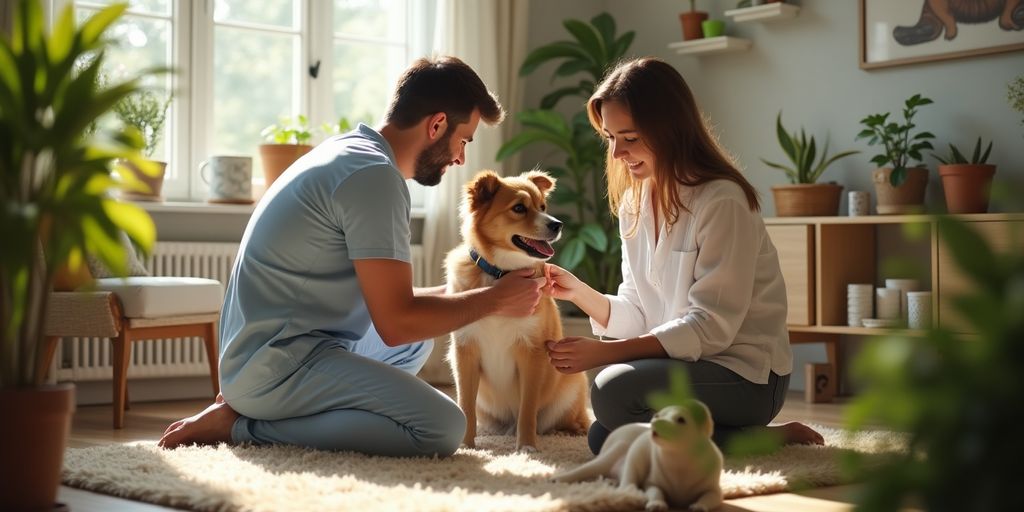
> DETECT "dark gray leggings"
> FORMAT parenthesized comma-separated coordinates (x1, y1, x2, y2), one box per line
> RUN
(588, 358, 789, 454)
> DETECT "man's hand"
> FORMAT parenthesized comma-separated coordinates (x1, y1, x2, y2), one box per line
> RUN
(545, 336, 618, 374)
(488, 269, 545, 317)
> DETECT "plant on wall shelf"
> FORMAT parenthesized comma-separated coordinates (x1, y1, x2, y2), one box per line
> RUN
(496, 12, 634, 295)
(855, 94, 935, 187)
(762, 112, 859, 184)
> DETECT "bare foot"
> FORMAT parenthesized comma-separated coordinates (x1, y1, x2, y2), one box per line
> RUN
(158, 394, 240, 449)
(773, 421, 825, 445)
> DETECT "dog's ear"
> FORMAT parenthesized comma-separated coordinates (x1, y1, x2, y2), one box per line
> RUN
(467, 170, 501, 211)
(524, 170, 555, 196)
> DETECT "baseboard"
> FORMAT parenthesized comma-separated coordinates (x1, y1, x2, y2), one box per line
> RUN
(66, 376, 218, 406)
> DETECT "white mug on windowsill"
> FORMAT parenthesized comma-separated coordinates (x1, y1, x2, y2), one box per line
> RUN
(201, 155, 253, 204)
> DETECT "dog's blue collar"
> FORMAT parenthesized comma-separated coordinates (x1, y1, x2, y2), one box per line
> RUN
(469, 248, 506, 279)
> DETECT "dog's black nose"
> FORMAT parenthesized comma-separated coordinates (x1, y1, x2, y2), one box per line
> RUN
(547, 220, 563, 234)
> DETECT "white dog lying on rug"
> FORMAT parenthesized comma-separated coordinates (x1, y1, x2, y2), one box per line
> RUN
(553, 401, 724, 511)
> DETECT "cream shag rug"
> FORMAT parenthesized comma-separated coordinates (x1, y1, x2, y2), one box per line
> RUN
(63, 426, 904, 512)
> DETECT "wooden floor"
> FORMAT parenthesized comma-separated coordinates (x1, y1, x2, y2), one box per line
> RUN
(61, 391, 865, 512)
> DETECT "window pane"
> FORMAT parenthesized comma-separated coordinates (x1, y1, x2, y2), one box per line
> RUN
(215, 0, 296, 28)
(77, 0, 170, 16)
(332, 41, 405, 124)
(334, 0, 406, 41)
(76, 9, 172, 165)
(213, 27, 299, 178)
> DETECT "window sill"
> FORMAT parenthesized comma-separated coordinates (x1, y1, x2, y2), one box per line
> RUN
(130, 200, 428, 219)
(130, 200, 255, 215)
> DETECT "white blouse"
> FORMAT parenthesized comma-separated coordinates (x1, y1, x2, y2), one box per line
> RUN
(591, 179, 792, 384)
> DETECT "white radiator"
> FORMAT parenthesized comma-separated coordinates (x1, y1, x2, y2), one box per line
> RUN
(55, 241, 428, 381)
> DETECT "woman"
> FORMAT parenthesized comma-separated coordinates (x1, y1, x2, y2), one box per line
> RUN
(544, 57, 824, 454)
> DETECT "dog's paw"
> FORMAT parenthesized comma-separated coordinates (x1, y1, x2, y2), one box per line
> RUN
(645, 499, 668, 512)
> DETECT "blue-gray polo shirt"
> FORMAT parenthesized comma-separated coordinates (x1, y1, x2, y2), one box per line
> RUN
(218, 124, 411, 395)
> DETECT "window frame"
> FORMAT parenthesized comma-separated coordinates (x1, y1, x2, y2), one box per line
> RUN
(56, 0, 429, 207)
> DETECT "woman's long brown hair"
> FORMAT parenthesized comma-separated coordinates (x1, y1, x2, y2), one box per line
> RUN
(587, 57, 759, 236)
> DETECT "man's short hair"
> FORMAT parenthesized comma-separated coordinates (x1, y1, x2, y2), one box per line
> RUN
(384, 56, 504, 129)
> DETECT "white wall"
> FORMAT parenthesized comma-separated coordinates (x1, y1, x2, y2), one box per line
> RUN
(523, 0, 1024, 392)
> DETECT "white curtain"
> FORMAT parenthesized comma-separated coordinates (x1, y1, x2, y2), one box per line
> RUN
(416, 0, 530, 385)
(421, 0, 530, 288)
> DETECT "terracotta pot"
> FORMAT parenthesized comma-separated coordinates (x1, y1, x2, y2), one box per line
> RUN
(259, 143, 313, 186)
(771, 183, 843, 217)
(119, 159, 167, 201)
(679, 11, 709, 41)
(872, 167, 929, 215)
(939, 164, 996, 214)
(0, 383, 75, 511)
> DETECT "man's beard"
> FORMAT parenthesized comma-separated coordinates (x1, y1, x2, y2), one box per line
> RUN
(413, 130, 454, 186)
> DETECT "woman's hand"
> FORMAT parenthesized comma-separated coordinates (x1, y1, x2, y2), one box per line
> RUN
(543, 263, 584, 302)
(545, 337, 619, 374)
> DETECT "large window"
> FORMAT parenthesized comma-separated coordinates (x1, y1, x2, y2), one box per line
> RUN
(63, 0, 436, 206)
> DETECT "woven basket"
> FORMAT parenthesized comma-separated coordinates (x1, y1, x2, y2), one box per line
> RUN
(771, 183, 843, 217)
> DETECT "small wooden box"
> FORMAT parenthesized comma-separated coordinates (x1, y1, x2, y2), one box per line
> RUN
(804, 363, 836, 403)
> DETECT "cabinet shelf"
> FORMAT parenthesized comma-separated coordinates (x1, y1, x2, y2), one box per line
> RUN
(724, 2, 800, 23)
(667, 36, 751, 56)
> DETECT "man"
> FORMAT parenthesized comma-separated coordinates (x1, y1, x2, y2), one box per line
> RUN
(158, 56, 545, 457)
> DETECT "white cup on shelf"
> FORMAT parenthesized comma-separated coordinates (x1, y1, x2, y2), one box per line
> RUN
(847, 283, 873, 327)
(875, 287, 901, 320)
(907, 291, 932, 329)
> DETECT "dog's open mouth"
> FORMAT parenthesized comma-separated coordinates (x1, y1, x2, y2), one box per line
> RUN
(512, 235, 555, 259)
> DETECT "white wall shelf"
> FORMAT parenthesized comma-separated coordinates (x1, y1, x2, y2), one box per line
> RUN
(668, 36, 752, 56)
(724, 2, 800, 23)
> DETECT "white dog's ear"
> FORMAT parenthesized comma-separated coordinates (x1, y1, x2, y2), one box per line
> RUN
(524, 170, 555, 195)
(467, 170, 501, 211)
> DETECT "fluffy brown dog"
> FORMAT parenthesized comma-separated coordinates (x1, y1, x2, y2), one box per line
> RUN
(445, 170, 590, 452)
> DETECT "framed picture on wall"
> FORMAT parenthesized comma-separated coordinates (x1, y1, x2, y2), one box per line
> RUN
(859, 0, 1024, 69)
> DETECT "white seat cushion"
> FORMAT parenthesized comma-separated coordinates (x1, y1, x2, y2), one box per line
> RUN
(91, 277, 224, 319)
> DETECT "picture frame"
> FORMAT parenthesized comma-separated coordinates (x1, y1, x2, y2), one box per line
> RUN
(859, 0, 1024, 69)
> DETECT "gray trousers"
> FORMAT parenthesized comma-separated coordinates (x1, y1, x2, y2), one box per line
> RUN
(224, 325, 466, 458)
(588, 358, 789, 454)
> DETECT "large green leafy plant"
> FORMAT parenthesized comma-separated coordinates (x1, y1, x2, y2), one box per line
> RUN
(0, 0, 158, 388)
(496, 12, 634, 295)
(844, 216, 1024, 511)
(855, 94, 935, 187)
(761, 112, 859, 184)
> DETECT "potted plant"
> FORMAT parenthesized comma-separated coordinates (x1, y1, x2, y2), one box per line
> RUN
(855, 94, 935, 215)
(0, 1, 158, 509)
(680, 0, 709, 41)
(932, 138, 996, 214)
(259, 114, 314, 186)
(497, 12, 635, 298)
(113, 89, 172, 201)
(762, 112, 859, 217)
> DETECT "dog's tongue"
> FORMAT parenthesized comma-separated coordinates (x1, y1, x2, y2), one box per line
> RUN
(525, 237, 555, 257)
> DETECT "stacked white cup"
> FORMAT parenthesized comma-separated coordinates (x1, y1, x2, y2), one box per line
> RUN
(847, 283, 873, 327)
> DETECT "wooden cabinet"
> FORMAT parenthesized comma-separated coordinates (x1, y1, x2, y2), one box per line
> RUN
(937, 220, 1024, 332)
(766, 224, 815, 326)
(766, 213, 1024, 335)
